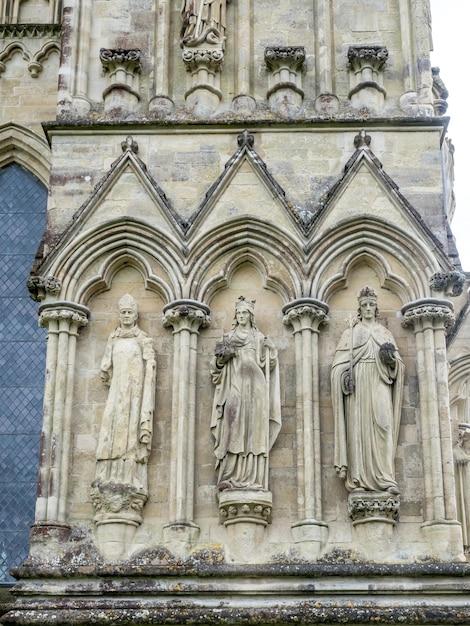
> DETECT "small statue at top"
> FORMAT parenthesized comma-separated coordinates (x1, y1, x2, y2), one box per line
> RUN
(180, 0, 230, 47)
(331, 287, 404, 495)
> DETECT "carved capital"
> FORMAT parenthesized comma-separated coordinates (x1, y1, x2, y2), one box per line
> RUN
(182, 48, 224, 73)
(100, 48, 142, 76)
(27, 275, 61, 302)
(163, 300, 211, 333)
(401, 299, 455, 331)
(91, 480, 147, 526)
(38, 302, 89, 330)
(282, 298, 329, 333)
(430, 271, 465, 297)
(348, 45, 388, 72)
(348, 491, 400, 525)
(264, 46, 305, 73)
(218, 490, 273, 527)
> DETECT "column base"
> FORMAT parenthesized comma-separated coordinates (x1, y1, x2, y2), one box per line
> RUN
(291, 519, 328, 560)
(29, 522, 71, 559)
(185, 86, 221, 117)
(219, 490, 272, 563)
(163, 521, 200, 547)
(421, 520, 465, 561)
(149, 94, 175, 117)
(232, 94, 256, 114)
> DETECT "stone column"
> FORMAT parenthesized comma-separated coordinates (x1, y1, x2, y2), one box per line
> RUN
(283, 298, 329, 558)
(348, 46, 388, 112)
(149, 0, 174, 117)
(232, 0, 256, 113)
(182, 49, 224, 116)
(402, 298, 463, 560)
(314, 0, 339, 115)
(100, 48, 142, 115)
(162, 300, 210, 545)
(32, 303, 89, 553)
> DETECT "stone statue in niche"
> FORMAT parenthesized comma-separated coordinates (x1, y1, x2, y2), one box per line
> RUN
(453, 423, 470, 554)
(210, 297, 281, 491)
(91, 294, 156, 528)
(331, 287, 404, 496)
(180, 0, 230, 47)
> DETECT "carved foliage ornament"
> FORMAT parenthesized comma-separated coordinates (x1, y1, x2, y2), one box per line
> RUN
(402, 303, 455, 330)
(348, 492, 400, 523)
(264, 46, 306, 72)
(100, 48, 142, 73)
(182, 48, 224, 72)
(27, 275, 61, 301)
(348, 46, 389, 71)
(430, 271, 465, 297)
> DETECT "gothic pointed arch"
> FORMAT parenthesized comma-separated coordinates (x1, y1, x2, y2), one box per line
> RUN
(0, 123, 50, 185)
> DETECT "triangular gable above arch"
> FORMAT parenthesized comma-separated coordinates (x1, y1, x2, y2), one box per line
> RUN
(186, 130, 304, 238)
(306, 133, 452, 270)
(36, 137, 183, 273)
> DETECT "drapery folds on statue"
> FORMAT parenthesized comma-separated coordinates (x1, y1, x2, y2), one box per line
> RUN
(331, 287, 404, 495)
(210, 297, 281, 491)
(93, 294, 156, 498)
(180, 0, 229, 47)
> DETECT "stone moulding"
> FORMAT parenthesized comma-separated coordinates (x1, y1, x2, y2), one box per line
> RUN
(348, 491, 400, 526)
(0, 23, 61, 39)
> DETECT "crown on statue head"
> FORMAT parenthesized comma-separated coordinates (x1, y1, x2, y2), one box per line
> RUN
(358, 286, 377, 302)
(235, 296, 256, 313)
(118, 293, 138, 312)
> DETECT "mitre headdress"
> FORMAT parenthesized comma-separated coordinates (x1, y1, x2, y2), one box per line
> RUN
(118, 293, 138, 313)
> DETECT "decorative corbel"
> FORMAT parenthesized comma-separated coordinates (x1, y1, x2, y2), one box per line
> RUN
(264, 46, 305, 116)
(99, 48, 142, 114)
(348, 45, 388, 111)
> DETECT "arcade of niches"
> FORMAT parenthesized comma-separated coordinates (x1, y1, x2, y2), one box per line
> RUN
(1, 1, 470, 624)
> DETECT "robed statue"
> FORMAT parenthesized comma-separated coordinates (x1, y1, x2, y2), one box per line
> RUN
(94, 294, 156, 495)
(210, 297, 281, 491)
(331, 287, 404, 494)
(180, 0, 230, 47)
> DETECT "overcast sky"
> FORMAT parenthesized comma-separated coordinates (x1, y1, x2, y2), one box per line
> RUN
(431, 1, 470, 270)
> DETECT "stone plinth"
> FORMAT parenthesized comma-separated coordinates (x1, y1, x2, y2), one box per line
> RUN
(219, 490, 272, 563)
(349, 491, 399, 561)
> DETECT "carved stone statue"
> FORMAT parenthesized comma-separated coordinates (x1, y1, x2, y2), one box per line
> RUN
(180, 0, 229, 47)
(210, 297, 281, 491)
(454, 423, 470, 553)
(92, 294, 156, 525)
(331, 287, 404, 495)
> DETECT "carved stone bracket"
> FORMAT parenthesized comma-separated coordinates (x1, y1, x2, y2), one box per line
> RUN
(99, 48, 142, 114)
(429, 271, 465, 297)
(91, 480, 147, 527)
(28, 274, 61, 302)
(348, 491, 400, 526)
(432, 67, 449, 116)
(182, 48, 224, 115)
(401, 299, 455, 332)
(348, 45, 388, 111)
(264, 46, 305, 116)
(219, 490, 272, 527)
(163, 301, 211, 333)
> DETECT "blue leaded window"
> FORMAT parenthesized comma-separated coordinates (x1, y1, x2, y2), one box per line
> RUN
(0, 163, 47, 583)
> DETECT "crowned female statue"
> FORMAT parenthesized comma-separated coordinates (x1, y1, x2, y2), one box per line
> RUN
(94, 294, 156, 497)
(331, 287, 404, 495)
(210, 297, 282, 492)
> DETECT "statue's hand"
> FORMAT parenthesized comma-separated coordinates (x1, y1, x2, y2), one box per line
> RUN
(100, 370, 110, 386)
(215, 340, 236, 363)
(263, 337, 275, 350)
(379, 342, 396, 366)
(342, 371, 354, 395)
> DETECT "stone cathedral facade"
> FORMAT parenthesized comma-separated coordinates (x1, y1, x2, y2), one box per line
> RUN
(1, 0, 470, 624)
